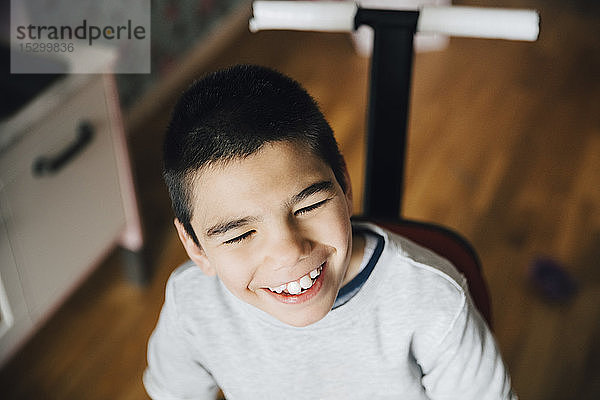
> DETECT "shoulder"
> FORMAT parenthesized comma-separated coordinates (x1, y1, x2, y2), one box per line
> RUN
(164, 260, 232, 326)
(384, 226, 467, 292)
(356, 222, 469, 330)
(166, 259, 219, 298)
(357, 222, 468, 297)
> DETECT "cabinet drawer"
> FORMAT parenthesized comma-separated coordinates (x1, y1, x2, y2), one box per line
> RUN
(0, 77, 126, 319)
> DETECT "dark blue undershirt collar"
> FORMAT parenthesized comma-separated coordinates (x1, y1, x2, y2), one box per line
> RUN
(332, 228, 385, 309)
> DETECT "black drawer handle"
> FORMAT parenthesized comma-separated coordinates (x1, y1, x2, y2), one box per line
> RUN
(33, 120, 95, 177)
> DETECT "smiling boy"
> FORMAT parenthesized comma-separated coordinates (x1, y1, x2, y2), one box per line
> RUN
(144, 65, 516, 399)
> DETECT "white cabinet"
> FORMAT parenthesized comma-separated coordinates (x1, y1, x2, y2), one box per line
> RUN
(0, 72, 143, 366)
(0, 210, 33, 359)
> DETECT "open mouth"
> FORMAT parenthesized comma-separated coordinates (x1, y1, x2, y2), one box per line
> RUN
(263, 262, 326, 303)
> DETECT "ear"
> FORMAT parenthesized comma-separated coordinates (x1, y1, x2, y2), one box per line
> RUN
(174, 219, 216, 276)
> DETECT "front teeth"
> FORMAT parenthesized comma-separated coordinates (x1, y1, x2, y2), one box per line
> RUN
(299, 275, 313, 290)
(287, 281, 302, 295)
(268, 265, 322, 295)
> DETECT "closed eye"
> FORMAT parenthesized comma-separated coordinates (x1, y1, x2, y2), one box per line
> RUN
(224, 230, 255, 245)
(294, 198, 331, 216)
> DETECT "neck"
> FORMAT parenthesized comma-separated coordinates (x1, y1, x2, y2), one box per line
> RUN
(341, 231, 365, 287)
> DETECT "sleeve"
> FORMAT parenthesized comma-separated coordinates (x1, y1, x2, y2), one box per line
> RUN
(417, 296, 518, 400)
(143, 275, 219, 400)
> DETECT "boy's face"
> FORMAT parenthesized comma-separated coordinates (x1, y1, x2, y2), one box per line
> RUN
(176, 141, 359, 327)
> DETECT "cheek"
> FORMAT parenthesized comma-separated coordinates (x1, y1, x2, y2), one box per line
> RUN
(209, 252, 256, 292)
(310, 201, 352, 248)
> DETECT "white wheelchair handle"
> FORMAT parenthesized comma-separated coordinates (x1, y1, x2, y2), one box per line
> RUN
(249, 1, 540, 41)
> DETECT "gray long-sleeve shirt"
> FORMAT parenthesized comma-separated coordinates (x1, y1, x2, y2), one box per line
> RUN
(144, 223, 516, 399)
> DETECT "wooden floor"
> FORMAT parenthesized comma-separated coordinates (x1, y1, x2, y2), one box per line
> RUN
(2, 0, 599, 398)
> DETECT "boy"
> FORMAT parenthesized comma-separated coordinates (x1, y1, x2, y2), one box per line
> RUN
(144, 64, 516, 399)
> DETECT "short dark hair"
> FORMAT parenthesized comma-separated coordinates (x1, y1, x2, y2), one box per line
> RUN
(163, 64, 347, 246)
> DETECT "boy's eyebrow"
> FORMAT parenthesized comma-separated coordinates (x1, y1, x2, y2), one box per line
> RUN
(205, 181, 335, 238)
(205, 217, 256, 238)
(291, 180, 335, 204)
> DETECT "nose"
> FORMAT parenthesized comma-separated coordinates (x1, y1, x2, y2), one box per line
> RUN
(264, 219, 311, 271)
